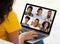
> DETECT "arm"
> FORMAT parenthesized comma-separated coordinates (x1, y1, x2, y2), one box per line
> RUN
(6, 11, 24, 44)
(8, 29, 26, 44)
(8, 30, 19, 44)
(8, 30, 37, 44)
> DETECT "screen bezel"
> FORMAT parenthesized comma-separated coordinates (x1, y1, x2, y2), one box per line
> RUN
(20, 3, 57, 35)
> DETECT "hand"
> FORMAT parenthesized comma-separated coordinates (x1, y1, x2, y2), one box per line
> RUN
(19, 30, 24, 35)
(20, 30, 38, 41)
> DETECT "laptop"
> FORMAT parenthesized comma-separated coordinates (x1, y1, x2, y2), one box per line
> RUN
(20, 3, 57, 44)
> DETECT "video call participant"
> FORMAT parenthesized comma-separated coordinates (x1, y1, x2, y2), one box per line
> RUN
(33, 8, 43, 22)
(22, 16, 30, 27)
(30, 19, 41, 30)
(44, 10, 52, 22)
(24, 6, 33, 17)
(41, 21, 50, 32)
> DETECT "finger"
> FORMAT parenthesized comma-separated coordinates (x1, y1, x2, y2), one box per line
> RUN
(27, 38, 33, 40)
(31, 30, 37, 35)
(29, 30, 35, 32)
(32, 35, 38, 37)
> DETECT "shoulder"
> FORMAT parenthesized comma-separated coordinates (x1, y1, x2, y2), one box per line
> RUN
(33, 13, 36, 17)
(7, 10, 18, 21)
(8, 10, 17, 17)
(24, 12, 27, 15)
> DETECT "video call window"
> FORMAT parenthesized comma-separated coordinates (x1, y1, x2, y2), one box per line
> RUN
(21, 4, 55, 32)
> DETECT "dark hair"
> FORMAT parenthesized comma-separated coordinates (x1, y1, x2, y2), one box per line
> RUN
(35, 19, 39, 22)
(27, 6, 33, 11)
(48, 10, 52, 12)
(25, 16, 30, 20)
(0, 0, 14, 24)
(42, 21, 50, 29)
(37, 8, 42, 12)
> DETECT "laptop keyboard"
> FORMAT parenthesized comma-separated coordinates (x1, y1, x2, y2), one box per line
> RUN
(27, 34, 45, 41)
(34, 34, 45, 40)
(22, 27, 46, 41)
(22, 28, 30, 32)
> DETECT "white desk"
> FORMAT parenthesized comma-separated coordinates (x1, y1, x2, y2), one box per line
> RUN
(0, 39, 14, 44)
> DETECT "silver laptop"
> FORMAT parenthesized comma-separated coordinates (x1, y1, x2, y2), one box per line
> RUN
(20, 3, 57, 44)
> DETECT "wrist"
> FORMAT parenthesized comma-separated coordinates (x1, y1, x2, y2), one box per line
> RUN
(19, 33, 25, 44)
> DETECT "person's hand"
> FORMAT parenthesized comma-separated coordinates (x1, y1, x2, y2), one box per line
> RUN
(20, 30, 38, 41)
(19, 30, 24, 35)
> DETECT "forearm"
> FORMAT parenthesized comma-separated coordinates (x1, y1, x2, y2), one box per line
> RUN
(8, 30, 19, 44)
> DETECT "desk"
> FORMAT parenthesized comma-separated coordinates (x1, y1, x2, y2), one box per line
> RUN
(0, 39, 14, 44)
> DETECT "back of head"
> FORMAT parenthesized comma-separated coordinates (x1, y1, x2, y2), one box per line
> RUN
(0, 0, 14, 24)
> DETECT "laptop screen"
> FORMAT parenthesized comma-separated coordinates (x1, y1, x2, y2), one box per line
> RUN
(21, 3, 57, 34)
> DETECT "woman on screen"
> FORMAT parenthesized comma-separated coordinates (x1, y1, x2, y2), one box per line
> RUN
(41, 21, 50, 32)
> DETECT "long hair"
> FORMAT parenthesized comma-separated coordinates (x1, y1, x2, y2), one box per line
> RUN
(0, 0, 14, 24)
(42, 21, 50, 29)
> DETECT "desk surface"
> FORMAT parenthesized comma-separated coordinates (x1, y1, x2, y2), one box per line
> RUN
(0, 39, 13, 44)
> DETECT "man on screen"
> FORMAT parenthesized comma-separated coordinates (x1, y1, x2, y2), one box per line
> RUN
(22, 16, 30, 27)
(30, 19, 41, 30)
(44, 10, 52, 23)
(33, 8, 43, 21)
(24, 6, 33, 17)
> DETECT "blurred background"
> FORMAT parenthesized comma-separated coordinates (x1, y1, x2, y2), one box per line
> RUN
(13, 0, 60, 44)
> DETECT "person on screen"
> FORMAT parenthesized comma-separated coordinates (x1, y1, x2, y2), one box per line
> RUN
(24, 6, 33, 17)
(22, 16, 30, 27)
(31, 19, 41, 30)
(44, 10, 52, 22)
(33, 8, 43, 21)
(41, 21, 50, 32)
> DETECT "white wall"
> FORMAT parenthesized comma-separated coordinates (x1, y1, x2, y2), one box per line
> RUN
(13, 0, 60, 44)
